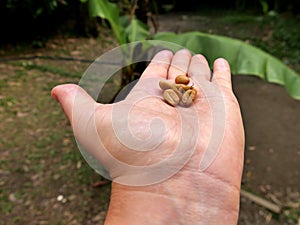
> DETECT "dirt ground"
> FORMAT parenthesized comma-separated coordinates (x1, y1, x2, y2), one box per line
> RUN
(0, 10, 299, 225)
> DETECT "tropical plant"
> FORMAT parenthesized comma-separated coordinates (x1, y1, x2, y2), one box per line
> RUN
(81, 0, 150, 44)
(5, 0, 66, 18)
(80, 0, 150, 85)
(153, 32, 300, 99)
(83, 0, 300, 100)
(258, 0, 269, 14)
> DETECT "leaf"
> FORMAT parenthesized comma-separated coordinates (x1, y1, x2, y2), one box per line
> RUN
(259, 0, 269, 14)
(88, 0, 125, 43)
(119, 15, 130, 28)
(125, 18, 150, 43)
(153, 32, 300, 100)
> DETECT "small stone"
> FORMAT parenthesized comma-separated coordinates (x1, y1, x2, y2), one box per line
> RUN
(9, 193, 17, 202)
(57, 195, 64, 202)
(248, 146, 256, 151)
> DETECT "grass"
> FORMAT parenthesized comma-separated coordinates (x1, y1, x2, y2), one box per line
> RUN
(216, 12, 300, 74)
(0, 52, 111, 223)
(248, 15, 300, 71)
(22, 63, 82, 78)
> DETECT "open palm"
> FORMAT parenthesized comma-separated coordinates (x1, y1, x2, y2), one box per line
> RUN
(52, 49, 244, 225)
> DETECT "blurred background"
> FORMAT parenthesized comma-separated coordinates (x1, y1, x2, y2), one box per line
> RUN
(0, 0, 299, 224)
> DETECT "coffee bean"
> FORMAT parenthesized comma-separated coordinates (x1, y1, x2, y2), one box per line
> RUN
(159, 78, 197, 107)
(159, 80, 175, 90)
(175, 84, 192, 91)
(163, 89, 180, 107)
(182, 89, 197, 106)
(175, 75, 190, 85)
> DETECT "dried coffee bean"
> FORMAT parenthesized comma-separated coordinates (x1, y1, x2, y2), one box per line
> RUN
(177, 86, 186, 95)
(159, 80, 175, 90)
(182, 89, 197, 106)
(171, 88, 183, 100)
(163, 89, 180, 107)
(190, 86, 197, 97)
(175, 75, 190, 85)
(175, 84, 191, 91)
(159, 80, 182, 99)
(159, 78, 197, 107)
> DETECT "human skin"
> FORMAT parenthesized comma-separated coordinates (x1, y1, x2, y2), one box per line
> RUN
(51, 49, 245, 225)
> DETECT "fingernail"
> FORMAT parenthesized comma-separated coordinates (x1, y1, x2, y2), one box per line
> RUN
(216, 58, 229, 71)
(195, 54, 209, 65)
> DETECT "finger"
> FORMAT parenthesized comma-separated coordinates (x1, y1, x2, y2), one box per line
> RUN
(140, 50, 173, 79)
(168, 49, 192, 80)
(188, 54, 211, 82)
(51, 84, 108, 159)
(51, 84, 97, 124)
(212, 58, 232, 90)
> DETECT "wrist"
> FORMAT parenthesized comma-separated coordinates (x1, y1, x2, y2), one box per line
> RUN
(104, 172, 240, 225)
(104, 182, 180, 225)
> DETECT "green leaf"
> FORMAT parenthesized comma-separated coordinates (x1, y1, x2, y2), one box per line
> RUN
(125, 18, 150, 42)
(119, 15, 130, 28)
(88, 0, 125, 44)
(153, 31, 300, 100)
(259, 0, 269, 14)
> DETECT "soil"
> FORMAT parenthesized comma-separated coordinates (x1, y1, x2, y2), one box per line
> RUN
(0, 10, 299, 225)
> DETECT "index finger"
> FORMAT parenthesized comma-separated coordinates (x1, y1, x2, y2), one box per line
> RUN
(140, 50, 173, 79)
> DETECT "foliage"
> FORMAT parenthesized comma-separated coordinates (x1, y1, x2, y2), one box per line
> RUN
(252, 16, 300, 70)
(153, 32, 300, 100)
(0, 0, 73, 44)
(84, 0, 149, 44)
(84, 0, 300, 100)
(173, 0, 300, 14)
(4, 0, 65, 18)
(258, 0, 269, 14)
(272, 18, 300, 51)
(82, 0, 150, 86)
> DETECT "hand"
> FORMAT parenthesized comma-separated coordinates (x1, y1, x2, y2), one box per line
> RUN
(51, 49, 244, 225)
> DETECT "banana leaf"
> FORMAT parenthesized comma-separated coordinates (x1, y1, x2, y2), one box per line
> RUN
(125, 18, 150, 43)
(88, 0, 125, 43)
(153, 32, 300, 100)
(87, 0, 150, 44)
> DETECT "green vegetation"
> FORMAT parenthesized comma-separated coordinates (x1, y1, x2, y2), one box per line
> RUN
(84, 0, 300, 99)
(153, 31, 300, 99)
(21, 63, 82, 78)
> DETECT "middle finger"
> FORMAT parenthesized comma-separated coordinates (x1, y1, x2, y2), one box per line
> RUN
(168, 49, 192, 81)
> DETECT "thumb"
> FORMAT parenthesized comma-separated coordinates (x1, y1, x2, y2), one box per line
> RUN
(51, 83, 96, 124)
(51, 84, 105, 159)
